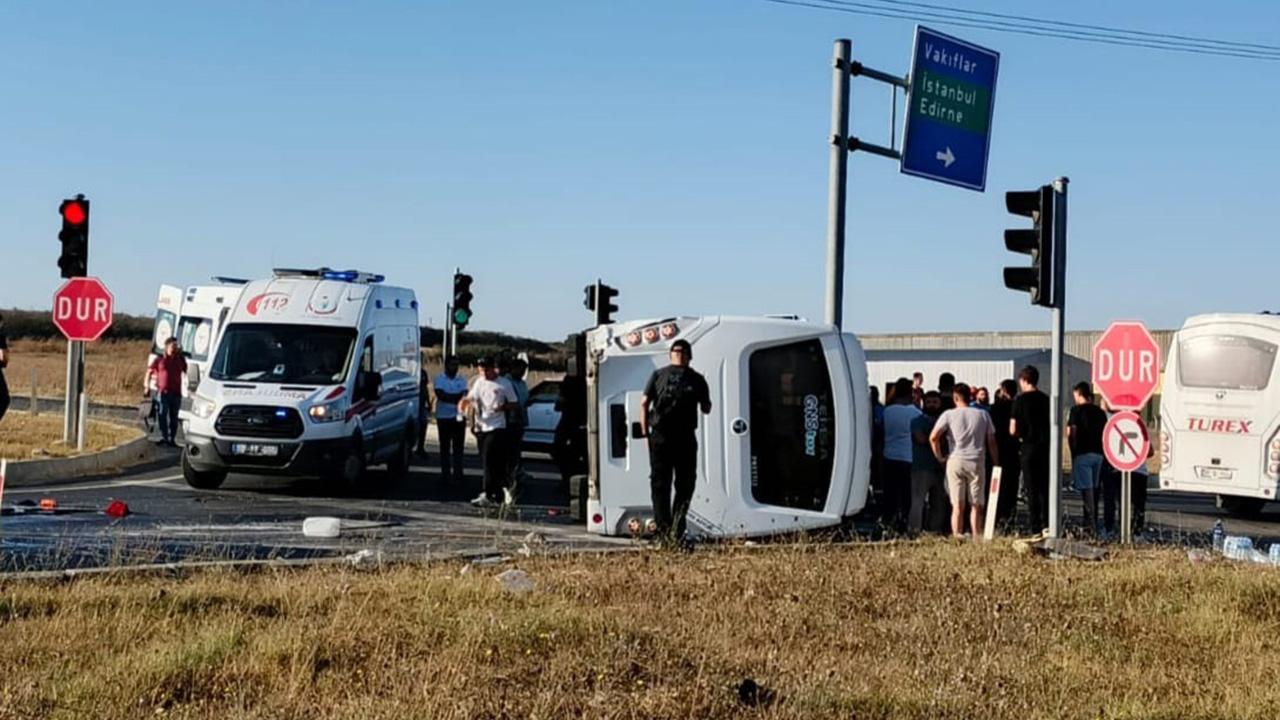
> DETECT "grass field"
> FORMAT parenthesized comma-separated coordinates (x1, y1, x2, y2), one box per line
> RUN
(0, 411, 141, 460)
(0, 541, 1276, 719)
(4, 339, 559, 408)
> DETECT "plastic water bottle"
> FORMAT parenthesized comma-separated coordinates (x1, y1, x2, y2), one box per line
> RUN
(1213, 520, 1225, 554)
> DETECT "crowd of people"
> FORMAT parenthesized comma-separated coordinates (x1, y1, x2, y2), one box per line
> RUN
(417, 354, 533, 509)
(870, 366, 1148, 539)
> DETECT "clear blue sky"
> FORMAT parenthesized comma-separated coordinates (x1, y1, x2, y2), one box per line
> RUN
(2, 1, 1277, 340)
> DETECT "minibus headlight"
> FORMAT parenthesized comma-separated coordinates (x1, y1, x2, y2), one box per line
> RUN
(308, 398, 347, 424)
(191, 395, 217, 420)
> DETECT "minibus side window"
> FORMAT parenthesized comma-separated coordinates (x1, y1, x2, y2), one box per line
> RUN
(748, 339, 835, 511)
(1179, 335, 1278, 391)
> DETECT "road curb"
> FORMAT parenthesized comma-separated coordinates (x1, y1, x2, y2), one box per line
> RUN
(3, 424, 168, 489)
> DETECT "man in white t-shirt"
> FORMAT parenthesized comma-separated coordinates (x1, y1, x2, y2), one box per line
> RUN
(432, 356, 469, 485)
(882, 377, 923, 530)
(929, 383, 999, 539)
(459, 357, 518, 508)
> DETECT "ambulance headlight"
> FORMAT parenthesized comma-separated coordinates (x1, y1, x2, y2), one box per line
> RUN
(191, 395, 217, 420)
(308, 398, 347, 424)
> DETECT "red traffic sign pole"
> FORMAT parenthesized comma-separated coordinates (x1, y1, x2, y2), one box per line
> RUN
(51, 277, 113, 447)
(1092, 321, 1161, 411)
(1103, 410, 1150, 546)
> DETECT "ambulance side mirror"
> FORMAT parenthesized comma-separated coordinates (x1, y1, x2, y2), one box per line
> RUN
(631, 421, 644, 439)
(187, 365, 202, 392)
(358, 371, 382, 402)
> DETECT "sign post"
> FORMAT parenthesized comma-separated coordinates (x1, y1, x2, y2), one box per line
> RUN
(1093, 321, 1161, 545)
(823, 27, 999, 328)
(51, 277, 114, 447)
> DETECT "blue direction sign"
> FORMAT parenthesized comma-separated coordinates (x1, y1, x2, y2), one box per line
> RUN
(900, 26, 999, 191)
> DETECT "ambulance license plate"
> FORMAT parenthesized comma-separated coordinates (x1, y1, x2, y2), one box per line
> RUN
(232, 443, 279, 457)
(1196, 466, 1234, 481)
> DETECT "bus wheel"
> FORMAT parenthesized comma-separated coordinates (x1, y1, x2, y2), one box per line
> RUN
(1217, 495, 1266, 518)
(182, 452, 227, 490)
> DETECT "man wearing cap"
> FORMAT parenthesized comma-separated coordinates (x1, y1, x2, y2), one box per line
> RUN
(639, 339, 711, 546)
(0, 313, 10, 423)
(459, 356, 518, 508)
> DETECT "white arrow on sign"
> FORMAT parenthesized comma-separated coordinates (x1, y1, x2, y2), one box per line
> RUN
(935, 147, 955, 168)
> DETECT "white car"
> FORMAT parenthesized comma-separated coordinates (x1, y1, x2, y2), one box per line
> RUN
(523, 379, 561, 453)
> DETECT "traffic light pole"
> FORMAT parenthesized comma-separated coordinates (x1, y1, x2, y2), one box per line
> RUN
(1047, 177, 1069, 538)
(62, 340, 84, 444)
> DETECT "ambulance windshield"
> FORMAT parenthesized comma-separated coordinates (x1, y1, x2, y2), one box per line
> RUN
(749, 339, 835, 511)
(211, 323, 356, 385)
(1178, 335, 1277, 391)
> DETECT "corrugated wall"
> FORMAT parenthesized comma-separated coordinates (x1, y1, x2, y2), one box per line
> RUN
(859, 329, 1176, 362)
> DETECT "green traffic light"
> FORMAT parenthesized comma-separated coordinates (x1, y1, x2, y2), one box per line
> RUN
(454, 308, 471, 325)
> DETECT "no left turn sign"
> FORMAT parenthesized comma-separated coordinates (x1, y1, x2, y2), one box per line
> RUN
(1103, 411, 1150, 473)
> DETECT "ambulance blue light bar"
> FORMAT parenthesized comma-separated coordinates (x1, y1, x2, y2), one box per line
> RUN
(321, 270, 385, 283)
(273, 268, 385, 283)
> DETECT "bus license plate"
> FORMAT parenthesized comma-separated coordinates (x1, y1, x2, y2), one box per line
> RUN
(1196, 466, 1234, 481)
(232, 443, 279, 457)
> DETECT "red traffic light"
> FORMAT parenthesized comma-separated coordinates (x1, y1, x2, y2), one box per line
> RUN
(62, 201, 86, 226)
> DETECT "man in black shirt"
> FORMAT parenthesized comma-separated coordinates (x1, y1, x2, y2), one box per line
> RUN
(640, 339, 711, 546)
(989, 379, 1021, 529)
(0, 314, 9, 423)
(1067, 381, 1108, 533)
(1010, 365, 1051, 532)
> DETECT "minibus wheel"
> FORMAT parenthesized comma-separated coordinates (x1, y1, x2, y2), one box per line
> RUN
(182, 452, 227, 490)
(1216, 495, 1266, 518)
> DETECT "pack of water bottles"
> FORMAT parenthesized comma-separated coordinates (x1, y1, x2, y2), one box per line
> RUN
(1214, 520, 1280, 565)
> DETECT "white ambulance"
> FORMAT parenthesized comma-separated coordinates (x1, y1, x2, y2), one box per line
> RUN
(1159, 313, 1280, 515)
(149, 280, 247, 416)
(181, 268, 420, 489)
(582, 316, 871, 539)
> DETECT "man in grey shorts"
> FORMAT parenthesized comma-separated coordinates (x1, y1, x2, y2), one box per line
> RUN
(929, 383, 999, 538)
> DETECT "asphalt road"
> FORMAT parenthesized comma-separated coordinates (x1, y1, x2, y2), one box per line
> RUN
(5, 438, 1280, 574)
(1, 442, 627, 574)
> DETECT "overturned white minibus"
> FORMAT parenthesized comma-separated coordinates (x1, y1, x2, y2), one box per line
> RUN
(582, 316, 871, 539)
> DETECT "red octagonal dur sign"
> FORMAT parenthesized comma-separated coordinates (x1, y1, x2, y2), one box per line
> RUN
(52, 277, 114, 342)
(1092, 321, 1161, 411)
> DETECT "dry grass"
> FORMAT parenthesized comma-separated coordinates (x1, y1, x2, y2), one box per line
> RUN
(0, 411, 141, 460)
(5, 339, 150, 406)
(0, 541, 1276, 719)
(4, 340, 560, 408)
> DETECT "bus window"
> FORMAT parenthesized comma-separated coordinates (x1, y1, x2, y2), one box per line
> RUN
(1178, 335, 1278, 391)
(749, 339, 834, 511)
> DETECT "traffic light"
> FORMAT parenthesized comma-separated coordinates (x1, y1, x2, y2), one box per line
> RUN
(1003, 185, 1053, 307)
(583, 280, 619, 326)
(58, 195, 90, 279)
(596, 282, 618, 326)
(452, 272, 473, 330)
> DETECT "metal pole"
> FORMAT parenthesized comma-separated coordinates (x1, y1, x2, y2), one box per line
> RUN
(63, 341, 78, 443)
(1047, 177, 1069, 538)
(1121, 470, 1132, 544)
(889, 86, 897, 151)
(825, 39, 851, 329)
(444, 304, 452, 360)
(77, 391, 88, 451)
(30, 368, 38, 416)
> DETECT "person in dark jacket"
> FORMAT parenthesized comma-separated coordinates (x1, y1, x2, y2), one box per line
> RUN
(639, 339, 711, 546)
